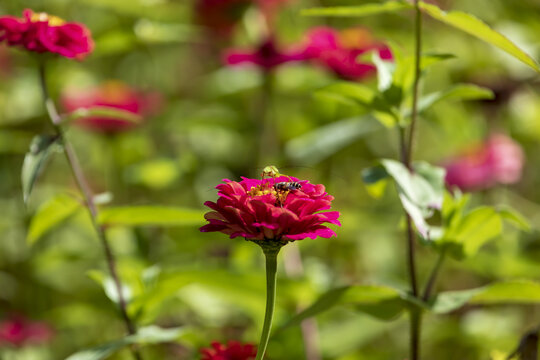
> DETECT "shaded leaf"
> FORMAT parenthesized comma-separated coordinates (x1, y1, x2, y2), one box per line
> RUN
(98, 206, 205, 227)
(415, 84, 495, 114)
(419, 2, 540, 72)
(65, 326, 186, 360)
(21, 134, 60, 204)
(497, 206, 531, 232)
(87, 270, 133, 305)
(27, 194, 82, 244)
(315, 82, 375, 106)
(285, 117, 380, 165)
(301, 1, 412, 18)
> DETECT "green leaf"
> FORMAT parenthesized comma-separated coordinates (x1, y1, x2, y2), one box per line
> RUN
(315, 82, 376, 107)
(21, 134, 60, 204)
(372, 52, 396, 92)
(97, 206, 205, 227)
(432, 280, 540, 314)
(443, 207, 503, 259)
(27, 194, 82, 245)
(285, 117, 380, 166)
(65, 326, 186, 360)
(415, 84, 495, 114)
(301, 1, 412, 18)
(63, 106, 142, 125)
(419, 2, 540, 72)
(497, 206, 531, 232)
(0, 130, 34, 154)
(280, 285, 419, 330)
(87, 270, 133, 305)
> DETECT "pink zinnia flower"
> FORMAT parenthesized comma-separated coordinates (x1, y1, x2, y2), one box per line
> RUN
(61, 81, 161, 134)
(0, 9, 93, 59)
(200, 341, 257, 360)
(445, 134, 524, 191)
(224, 37, 307, 71)
(0, 316, 53, 347)
(200, 175, 340, 241)
(303, 27, 392, 81)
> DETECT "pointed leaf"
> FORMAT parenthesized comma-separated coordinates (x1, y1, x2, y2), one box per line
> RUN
(21, 134, 60, 204)
(419, 2, 540, 72)
(315, 82, 376, 106)
(301, 1, 412, 18)
(62, 106, 142, 125)
(415, 84, 495, 114)
(27, 194, 82, 244)
(497, 206, 531, 232)
(97, 206, 205, 227)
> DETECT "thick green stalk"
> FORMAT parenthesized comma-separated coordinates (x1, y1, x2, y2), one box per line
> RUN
(38, 62, 143, 360)
(253, 241, 284, 360)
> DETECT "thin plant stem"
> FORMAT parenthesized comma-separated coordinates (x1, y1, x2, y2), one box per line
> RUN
(255, 247, 280, 360)
(38, 62, 143, 360)
(410, 309, 422, 360)
(422, 249, 446, 301)
(406, 0, 423, 167)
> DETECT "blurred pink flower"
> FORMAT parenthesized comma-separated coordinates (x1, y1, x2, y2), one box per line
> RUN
(0, 316, 53, 347)
(445, 134, 524, 191)
(303, 27, 392, 81)
(200, 341, 257, 360)
(61, 81, 162, 134)
(200, 175, 340, 241)
(224, 37, 307, 70)
(0, 9, 93, 59)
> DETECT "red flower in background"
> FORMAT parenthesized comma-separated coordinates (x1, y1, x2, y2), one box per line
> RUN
(61, 81, 162, 134)
(200, 341, 257, 360)
(303, 27, 392, 81)
(224, 37, 307, 70)
(0, 316, 53, 347)
(445, 134, 524, 191)
(0, 9, 93, 59)
(200, 175, 340, 241)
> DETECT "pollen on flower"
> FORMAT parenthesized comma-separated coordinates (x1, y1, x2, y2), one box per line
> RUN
(30, 12, 65, 26)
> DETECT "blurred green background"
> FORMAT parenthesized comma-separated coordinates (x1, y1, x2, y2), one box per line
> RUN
(1, 0, 540, 359)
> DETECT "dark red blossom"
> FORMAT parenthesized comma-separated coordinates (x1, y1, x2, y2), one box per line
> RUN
(0, 316, 53, 347)
(201, 176, 340, 241)
(303, 27, 392, 81)
(61, 81, 162, 134)
(200, 341, 257, 360)
(0, 9, 93, 59)
(224, 37, 307, 70)
(445, 134, 524, 191)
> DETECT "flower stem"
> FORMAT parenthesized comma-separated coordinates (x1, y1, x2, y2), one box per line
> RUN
(37, 62, 143, 360)
(422, 249, 446, 302)
(403, 1, 423, 359)
(254, 242, 282, 360)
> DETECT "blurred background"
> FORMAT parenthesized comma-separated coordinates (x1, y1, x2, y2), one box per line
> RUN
(1, 0, 540, 359)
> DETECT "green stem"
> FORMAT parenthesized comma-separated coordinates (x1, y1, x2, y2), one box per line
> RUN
(410, 309, 422, 360)
(38, 62, 143, 360)
(254, 242, 282, 360)
(422, 249, 446, 302)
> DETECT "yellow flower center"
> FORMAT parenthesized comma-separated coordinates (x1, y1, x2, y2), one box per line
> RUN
(31, 12, 66, 27)
(338, 28, 373, 50)
(248, 184, 277, 198)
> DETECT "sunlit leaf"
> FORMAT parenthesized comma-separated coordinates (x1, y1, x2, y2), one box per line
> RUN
(98, 206, 205, 227)
(315, 82, 376, 107)
(27, 194, 82, 245)
(419, 2, 540, 72)
(62, 107, 142, 125)
(21, 134, 60, 204)
(301, 1, 412, 18)
(432, 280, 540, 313)
(65, 326, 186, 360)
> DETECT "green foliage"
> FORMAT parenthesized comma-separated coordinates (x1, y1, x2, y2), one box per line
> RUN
(65, 326, 187, 360)
(21, 134, 60, 204)
(362, 160, 445, 239)
(27, 194, 82, 245)
(301, 1, 412, 18)
(62, 106, 142, 125)
(97, 206, 206, 227)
